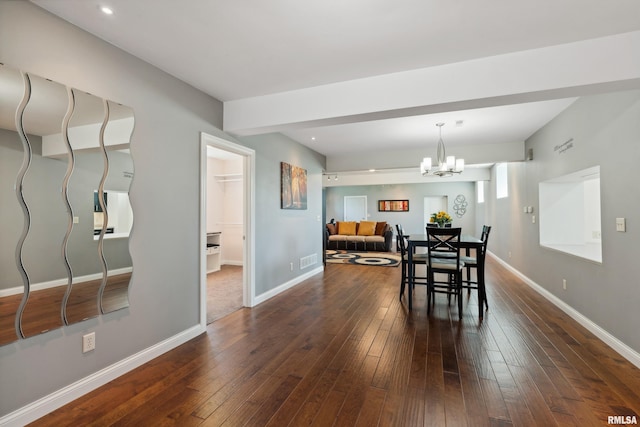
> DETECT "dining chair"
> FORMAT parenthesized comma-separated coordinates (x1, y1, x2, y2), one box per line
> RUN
(425, 227, 465, 319)
(461, 225, 491, 310)
(396, 224, 428, 300)
(427, 222, 452, 228)
(425, 225, 456, 259)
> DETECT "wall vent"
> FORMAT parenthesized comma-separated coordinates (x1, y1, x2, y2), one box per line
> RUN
(300, 254, 317, 270)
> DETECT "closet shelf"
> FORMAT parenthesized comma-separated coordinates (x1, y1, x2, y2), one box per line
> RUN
(214, 173, 242, 183)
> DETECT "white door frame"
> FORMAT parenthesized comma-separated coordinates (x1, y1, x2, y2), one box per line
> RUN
(424, 196, 448, 227)
(200, 132, 256, 329)
(344, 195, 367, 221)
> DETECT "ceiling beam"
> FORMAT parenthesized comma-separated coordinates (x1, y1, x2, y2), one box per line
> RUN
(224, 31, 640, 136)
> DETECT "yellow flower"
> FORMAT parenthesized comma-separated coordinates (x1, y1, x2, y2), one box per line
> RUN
(430, 211, 451, 225)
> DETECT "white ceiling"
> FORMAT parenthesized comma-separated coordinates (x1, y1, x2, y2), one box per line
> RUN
(30, 0, 640, 168)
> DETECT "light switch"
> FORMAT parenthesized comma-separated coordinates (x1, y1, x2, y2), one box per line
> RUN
(616, 218, 626, 232)
(532, 215, 536, 224)
(73, 216, 80, 224)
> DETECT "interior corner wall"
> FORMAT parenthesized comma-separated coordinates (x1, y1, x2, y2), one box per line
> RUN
(325, 181, 477, 236)
(236, 133, 326, 297)
(485, 89, 640, 355)
(0, 1, 231, 417)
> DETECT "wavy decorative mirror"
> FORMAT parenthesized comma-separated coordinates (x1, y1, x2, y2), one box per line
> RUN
(0, 64, 134, 345)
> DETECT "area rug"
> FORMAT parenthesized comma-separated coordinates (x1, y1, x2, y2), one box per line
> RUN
(325, 250, 400, 267)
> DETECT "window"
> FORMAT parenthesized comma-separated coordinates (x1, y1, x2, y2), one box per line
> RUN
(539, 166, 601, 263)
(496, 163, 508, 199)
(476, 181, 485, 204)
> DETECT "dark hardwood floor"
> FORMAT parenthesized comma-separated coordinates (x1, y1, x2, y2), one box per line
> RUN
(30, 256, 640, 426)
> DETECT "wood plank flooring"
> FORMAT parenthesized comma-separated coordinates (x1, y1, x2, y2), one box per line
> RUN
(30, 256, 640, 426)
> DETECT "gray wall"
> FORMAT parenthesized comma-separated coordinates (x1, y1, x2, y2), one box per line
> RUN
(0, 1, 218, 415)
(239, 133, 325, 296)
(0, 2, 324, 416)
(326, 182, 477, 236)
(484, 89, 640, 354)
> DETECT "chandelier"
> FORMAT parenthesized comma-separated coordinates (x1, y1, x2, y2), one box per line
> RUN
(420, 122, 464, 177)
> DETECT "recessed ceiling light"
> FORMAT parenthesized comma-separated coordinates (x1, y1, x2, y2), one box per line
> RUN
(311, 137, 316, 141)
(369, 169, 376, 172)
(99, 5, 114, 15)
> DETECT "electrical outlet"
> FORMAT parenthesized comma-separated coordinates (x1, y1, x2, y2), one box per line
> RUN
(563, 279, 567, 290)
(83, 332, 95, 353)
(508, 251, 512, 258)
(290, 262, 294, 271)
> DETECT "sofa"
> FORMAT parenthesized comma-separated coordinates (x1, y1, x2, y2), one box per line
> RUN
(326, 220, 393, 252)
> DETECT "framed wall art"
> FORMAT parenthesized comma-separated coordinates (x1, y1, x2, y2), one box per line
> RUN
(281, 162, 307, 209)
(378, 200, 409, 212)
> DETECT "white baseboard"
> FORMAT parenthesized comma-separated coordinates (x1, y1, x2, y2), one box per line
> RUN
(488, 251, 640, 370)
(253, 265, 324, 306)
(0, 324, 205, 427)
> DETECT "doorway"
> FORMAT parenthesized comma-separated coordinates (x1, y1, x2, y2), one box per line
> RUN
(424, 196, 448, 228)
(200, 133, 255, 328)
(344, 195, 367, 221)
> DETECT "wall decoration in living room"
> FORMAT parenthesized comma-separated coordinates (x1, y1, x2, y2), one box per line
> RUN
(280, 162, 307, 209)
(378, 200, 409, 212)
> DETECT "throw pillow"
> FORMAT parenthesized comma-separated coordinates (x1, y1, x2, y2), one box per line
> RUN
(375, 221, 388, 236)
(357, 221, 377, 236)
(326, 223, 337, 235)
(337, 221, 356, 236)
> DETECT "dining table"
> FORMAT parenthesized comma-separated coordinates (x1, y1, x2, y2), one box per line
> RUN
(406, 233, 486, 318)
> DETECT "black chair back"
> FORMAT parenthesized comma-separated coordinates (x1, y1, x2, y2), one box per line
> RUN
(426, 227, 463, 268)
(395, 224, 407, 255)
(480, 225, 492, 255)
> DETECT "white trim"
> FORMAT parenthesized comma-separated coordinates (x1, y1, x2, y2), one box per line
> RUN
(0, 325, 204, 427)
(200, 133, 256, 331)
(254, 266, 324, 306)
(488, 251, 640, 370)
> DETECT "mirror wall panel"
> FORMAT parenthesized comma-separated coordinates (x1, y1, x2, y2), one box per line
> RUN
(0, 64, 135, 345)
(0, 65, 25, 346)
(18, 74, 70, 337)
(62, 90, 105, 324)
(99, 101, 134, 314)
